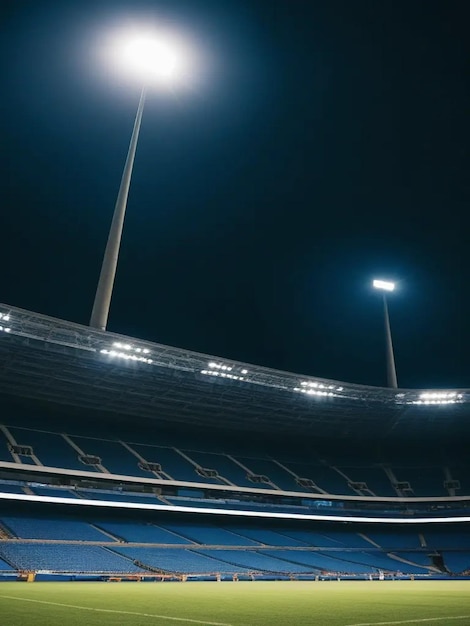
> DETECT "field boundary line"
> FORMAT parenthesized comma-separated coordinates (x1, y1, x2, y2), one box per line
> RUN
(0, 594, 233, 626)
(345, 615, 470, 626)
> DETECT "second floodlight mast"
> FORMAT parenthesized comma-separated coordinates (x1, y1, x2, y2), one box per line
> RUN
(373, 279, 398, 389)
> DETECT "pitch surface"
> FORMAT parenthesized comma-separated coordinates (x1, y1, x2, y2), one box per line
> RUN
(1, 580, 470, 625)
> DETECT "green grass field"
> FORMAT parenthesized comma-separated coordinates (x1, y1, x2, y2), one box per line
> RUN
(1, 581, 470, 626)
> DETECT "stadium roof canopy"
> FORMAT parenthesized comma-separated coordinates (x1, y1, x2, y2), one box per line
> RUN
(0, 304, 469, 440)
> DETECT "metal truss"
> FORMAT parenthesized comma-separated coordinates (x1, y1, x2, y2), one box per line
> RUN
(0, 303, 469, 438)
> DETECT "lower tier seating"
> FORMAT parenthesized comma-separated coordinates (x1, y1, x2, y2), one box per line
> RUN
(0, 544, 145, 573)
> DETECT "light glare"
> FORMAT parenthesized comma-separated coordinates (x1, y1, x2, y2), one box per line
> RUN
(119, 33, 181, 83)
(373, 279, 395, 292)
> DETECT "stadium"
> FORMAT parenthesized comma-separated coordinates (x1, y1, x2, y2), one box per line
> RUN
(1, 1, 469, 623)
(1, 302, 470, 625)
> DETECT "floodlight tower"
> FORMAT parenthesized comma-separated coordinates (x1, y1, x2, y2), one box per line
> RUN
(90, 35, 180, 331)
(373, 279, 398, 388)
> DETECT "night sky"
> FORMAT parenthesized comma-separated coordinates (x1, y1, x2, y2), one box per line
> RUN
(1, 0, 469, 389)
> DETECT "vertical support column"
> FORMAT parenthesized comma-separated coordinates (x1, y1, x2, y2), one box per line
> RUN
(383, 294, 398, 388)
(90, 87, 147, 331)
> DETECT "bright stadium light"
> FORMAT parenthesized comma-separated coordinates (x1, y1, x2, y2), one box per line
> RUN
(0, 313, 12, 333)
(202, 361, 250, 381)
(373, 279, 395, 292)
(101, 25, 194, 87)
(100, 349, 153, 365)
(372, 278, 398, 388)
(100, 342, 153, 365)
(90, 28, 190, 331)
(119, 33, 181, 83)
(201, 370, 244, 381)
(294, 380, 347, 398)
(410, 391, 464, 406)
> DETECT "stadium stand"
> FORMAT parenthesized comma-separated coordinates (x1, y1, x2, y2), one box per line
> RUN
(113, 546, 248, 574)
(3, 422, 469, 500)
(95, 522, 193, 544)
(160, 523, 261, 545)
(0, 483, 26, 494)
(29, 487, 79, 499)
(0, 504, 468, 579)
(362, 531, 422, 550)
(0, 557, 15, 571)
(1, 516, 112, 541)
(0, 544, 145, 573)
(424, 530, 470, 550)
(4, 427, 87, 471)
(335, 466, 397, 497)
(0, 306, 469, 582)
(442, 552, 470, 574)
(198, 549, 316, 574)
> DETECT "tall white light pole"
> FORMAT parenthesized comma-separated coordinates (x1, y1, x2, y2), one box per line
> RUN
(90, 87, 146, 330)
(90, 35, 180, 331)
(373, 279, 398, 388)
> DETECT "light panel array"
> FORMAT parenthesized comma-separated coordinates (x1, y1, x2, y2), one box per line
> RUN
(100, 342, 153, 364)
(412, 391, 463, 406)
(293, 380, 345, 398)
(201, 361, 249, 381)
(0, 312, 11, 333)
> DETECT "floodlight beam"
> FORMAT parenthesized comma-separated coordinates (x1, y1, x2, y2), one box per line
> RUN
(90, 87, 147, 331)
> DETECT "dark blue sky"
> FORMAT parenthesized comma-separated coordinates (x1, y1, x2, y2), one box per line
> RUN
(1, 0, 469, 388)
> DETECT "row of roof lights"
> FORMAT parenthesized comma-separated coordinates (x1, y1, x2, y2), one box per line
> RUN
(420, 392, 458, 399)
(100, 349, 153, 364)
(294, 387, 336, 397)
(208, 362, 248, 375)
(201, 370, 245, 381)
(300, 381, 344, 392)
(413, 399, 460, 405)
(112, 341, 150, 354)
(208, 361, 248, 374)
(0, 313, 11, 333)
(408, 391, 464, 405)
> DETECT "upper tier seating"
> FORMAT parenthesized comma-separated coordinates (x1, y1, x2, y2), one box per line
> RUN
(392, 466, 448, 496)
(5, 428, 89, 471)
(1, 420, 469, 499)
(30, 487, 78, 499)
(68, 436, 150, 478)
(0, 483, 26, 494)
(336, 466, 397, 497)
